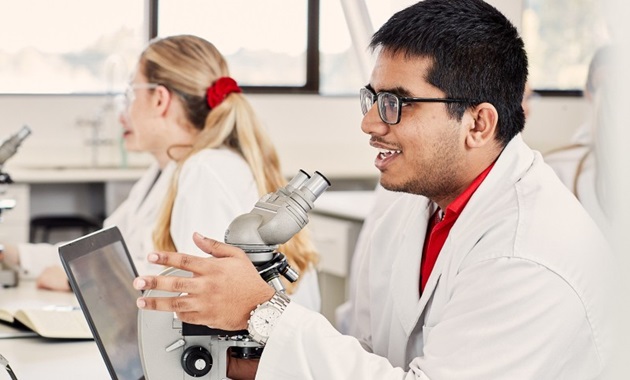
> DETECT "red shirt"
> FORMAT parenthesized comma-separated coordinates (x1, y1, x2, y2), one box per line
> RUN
(420, 163, 495, 294)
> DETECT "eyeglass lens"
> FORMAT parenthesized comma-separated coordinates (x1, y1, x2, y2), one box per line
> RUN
(378, 93, 399, 124)
(124, 86, 135, 106)
(360, 87, 374, 116)
(360, 88, 400, 124)
(124, 83, 160, 109)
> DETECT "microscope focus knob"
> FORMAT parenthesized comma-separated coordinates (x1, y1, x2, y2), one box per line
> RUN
(181, 346, 212, 377)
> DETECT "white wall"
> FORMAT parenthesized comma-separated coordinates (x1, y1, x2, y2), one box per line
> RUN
(0, 93, 587, 179)
(0, 94, 376, 181)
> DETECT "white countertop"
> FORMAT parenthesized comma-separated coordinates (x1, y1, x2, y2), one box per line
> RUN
(312, 190, 375, 221)
(0, 281, 110, 379)
(6, 166, 147, 183)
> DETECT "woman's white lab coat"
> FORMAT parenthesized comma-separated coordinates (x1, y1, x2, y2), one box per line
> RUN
(17, 161, 174, 278)
(19, 148, 321, 311)
(256, 135, 615, 379)
(105, 161, 175, 275)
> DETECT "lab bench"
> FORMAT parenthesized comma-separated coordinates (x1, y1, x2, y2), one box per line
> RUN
(0, 166, 146, 245)
(0, 280, 110, 379)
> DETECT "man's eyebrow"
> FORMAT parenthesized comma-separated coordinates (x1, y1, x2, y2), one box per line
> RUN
(366, 84, 413, 97)
(388, 86, 413, 97)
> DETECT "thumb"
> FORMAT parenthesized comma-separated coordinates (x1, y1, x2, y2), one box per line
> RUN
(192, 232, 246, 259)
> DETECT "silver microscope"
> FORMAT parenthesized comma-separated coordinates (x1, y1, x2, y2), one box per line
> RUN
(138, 170, 330, 379)
(0, 125, 32, 288)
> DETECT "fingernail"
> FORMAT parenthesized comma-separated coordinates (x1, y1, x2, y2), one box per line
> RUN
(148, 253, 159, 263)
(194, 232, 207, 240)
(134, 278, 146, 289)
(136, 298, 146, 308)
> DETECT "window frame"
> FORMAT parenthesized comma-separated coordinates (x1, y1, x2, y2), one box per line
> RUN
(521, 0, 608, 98)
(534, 90, 583, 98)
(148, 0, 320, 94)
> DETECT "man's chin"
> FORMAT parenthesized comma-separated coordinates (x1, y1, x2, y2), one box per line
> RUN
(379, 177, 422, 195)
(379, 178, 404, 193)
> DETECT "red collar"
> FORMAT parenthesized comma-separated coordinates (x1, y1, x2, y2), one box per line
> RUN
(441, 162, 495, 222)
(420, 162, 495, 293)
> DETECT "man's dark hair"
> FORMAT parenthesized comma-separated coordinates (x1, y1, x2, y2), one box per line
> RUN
(370, 0, 528, 146)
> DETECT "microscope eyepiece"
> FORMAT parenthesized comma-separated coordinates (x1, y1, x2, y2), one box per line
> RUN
(285, 169, 311, 192)
(299, 171, 330, 199)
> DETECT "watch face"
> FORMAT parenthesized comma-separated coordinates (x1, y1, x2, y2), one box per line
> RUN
(251, 306, 282, 337)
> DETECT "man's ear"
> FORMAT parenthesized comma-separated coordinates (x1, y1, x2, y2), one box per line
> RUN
(465, 102, 498, 148)
(154, 85, 172, 116)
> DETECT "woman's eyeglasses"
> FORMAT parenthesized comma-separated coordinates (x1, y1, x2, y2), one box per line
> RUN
(123, 83, 161, 108)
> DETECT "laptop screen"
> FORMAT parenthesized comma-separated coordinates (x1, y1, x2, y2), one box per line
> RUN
(59, 226, 145, 380)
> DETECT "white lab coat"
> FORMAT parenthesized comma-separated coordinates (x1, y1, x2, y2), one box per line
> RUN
(19, 148, 321, 311)
(257, 135, 616, 379)
(544, 146, 609, 233)
(544, 91, 612, 234)
(17, 161, 174, 278)
(105, 161, 175, 275)
(335, 184, 413, 335)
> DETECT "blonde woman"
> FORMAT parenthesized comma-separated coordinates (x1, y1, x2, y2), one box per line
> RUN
(137, 35, 320, 310)
(6, 35, 320, 311)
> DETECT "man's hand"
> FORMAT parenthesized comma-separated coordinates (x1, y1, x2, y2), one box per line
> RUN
(134, 232, 275, 331)
(36, 265, 71, 291)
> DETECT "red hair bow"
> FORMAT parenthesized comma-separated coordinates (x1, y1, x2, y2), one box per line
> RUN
(206, 77, 242, 109)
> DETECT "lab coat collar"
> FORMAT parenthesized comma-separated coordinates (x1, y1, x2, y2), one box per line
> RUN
(390, 197, 434, 337)
(395, 134, 535, 338)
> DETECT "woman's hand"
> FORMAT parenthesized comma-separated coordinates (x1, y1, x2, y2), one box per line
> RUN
(0, 243, 20, 268)
(36, 265, 71, 291)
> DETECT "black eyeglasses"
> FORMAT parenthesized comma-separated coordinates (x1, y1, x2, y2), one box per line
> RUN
(360, 86, 481, 125)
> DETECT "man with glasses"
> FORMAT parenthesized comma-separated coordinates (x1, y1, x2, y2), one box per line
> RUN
(134, 0, 616, 378)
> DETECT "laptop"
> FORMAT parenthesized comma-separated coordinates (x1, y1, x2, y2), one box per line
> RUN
(59, 226, 145, 380)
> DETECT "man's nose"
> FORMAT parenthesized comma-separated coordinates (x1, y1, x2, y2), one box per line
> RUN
(360, 104, 388, 137)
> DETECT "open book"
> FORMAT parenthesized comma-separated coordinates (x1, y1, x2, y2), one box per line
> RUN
(0, 305, 92, 339)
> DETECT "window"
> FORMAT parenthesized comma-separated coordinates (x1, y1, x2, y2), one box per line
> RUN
(1, 0, 399, 95)
(319, 0, 394, 95)
(522, 0, 611, 93)
(154, 0, 317, 93)
(154, 0, 399, 95)
(0, 0, 145, 94)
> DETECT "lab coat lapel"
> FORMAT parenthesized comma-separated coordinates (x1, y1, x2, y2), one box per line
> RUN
(406, 134, 536, 334)
(125, 161, 174, 229)
(391, 199, 435, 337)
(138, 162, 174, 218)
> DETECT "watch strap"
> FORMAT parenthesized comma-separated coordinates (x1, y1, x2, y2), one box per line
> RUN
(267, 291, 290, 312)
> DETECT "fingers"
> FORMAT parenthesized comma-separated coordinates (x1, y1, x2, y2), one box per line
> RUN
(193, 232, 247, 259)
(134, 274, 203, 294)
(145, 250, 208, 272)
(136, 293, 197, 313)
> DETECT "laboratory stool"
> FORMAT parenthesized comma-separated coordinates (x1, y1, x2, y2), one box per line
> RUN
(29, 215, 102, 243)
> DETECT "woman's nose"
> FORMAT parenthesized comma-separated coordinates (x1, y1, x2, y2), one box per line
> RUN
(118, 110, 129, 127)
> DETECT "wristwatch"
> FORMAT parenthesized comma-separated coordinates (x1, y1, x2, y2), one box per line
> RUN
(247, 291, 291, 345)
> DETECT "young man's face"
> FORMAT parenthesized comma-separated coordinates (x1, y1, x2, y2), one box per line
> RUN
(361, 50, 472, 203)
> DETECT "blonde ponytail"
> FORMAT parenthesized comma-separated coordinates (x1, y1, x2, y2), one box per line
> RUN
(147, 35, 318, 293)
